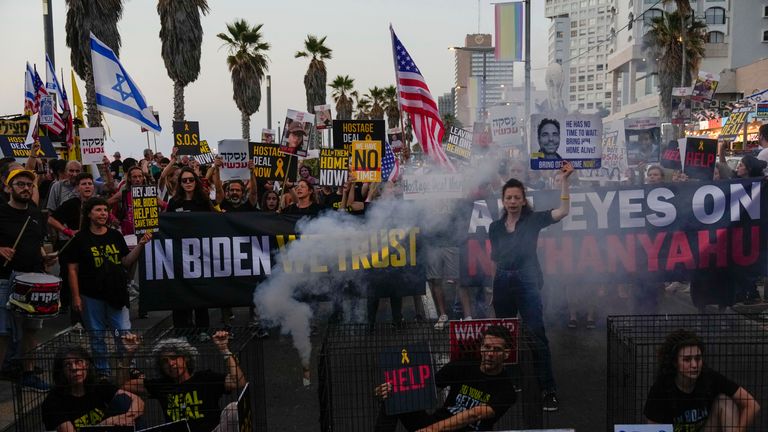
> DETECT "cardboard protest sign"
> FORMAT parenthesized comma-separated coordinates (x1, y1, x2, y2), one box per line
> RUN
(472, 122, 492, 149)
(79, 127, 106, 164)
(401, 173, 464, 200)
(351, 140, 381, 182)
(0, 135, 56, 162)
(692, 71, 719, 102)
(249, 142, 297, 181)
(379, 344, 436, 415)
(237, 383, 253, 432)
(720, 107, 752, 139)
(132, 185, 159, 235)
(218, 139, 250, 181)
(529, 114, 602, 170)
(261, 128, 276, 144)
(192, 140, 215, 165)
(39, 95, 54, 125)
(444, 126, 472, 163)
(332, 119, 385, 151)
(489, 104, 523, 147)
(659, 139, 682, 171)
(319, 148, 348, 186)
(671, 87, 692, 125)
(173, 121, 200, 155)
(683, 137, 717, 180)
(388, 128, 404, 153)
(579, 119, 627, 182)
(756, 102, 768, 119)
(280, 109, 313, 157)
(314, 104, 332, 130)
(624, 118, 660, 166)
(449, 318, 520, 364)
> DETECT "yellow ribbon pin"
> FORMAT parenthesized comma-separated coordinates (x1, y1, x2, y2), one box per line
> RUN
(401, 349, 410, 365)
(275, 158, 285, 178)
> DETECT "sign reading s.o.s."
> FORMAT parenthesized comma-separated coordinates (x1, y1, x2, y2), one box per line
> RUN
(173, 121, 200, 155)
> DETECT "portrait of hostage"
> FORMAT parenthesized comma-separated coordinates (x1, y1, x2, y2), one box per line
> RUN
(373, 325, 516, 432)
(534, 118, 562, 160)
(281, 121, 307, 155)
(644, 329, 760, 431)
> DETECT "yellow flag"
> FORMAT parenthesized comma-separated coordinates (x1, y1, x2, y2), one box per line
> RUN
(68, 70, 84, 161)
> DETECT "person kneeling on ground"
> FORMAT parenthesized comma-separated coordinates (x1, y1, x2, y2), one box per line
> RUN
(373, 325, 516, 432)
(122, 330, 246, 432)
(644, 329, 760, 431)
(42, 345, 144, 431)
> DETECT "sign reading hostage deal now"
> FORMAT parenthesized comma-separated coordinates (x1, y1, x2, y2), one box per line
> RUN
(248, 142, 297, 181)
(333, 119, 385, 151)
(173, 121, 200, 155)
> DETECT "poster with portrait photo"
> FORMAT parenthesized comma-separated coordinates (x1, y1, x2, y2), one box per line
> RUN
(280, 109, 314, 157)
(691, 71, 719, 102)
(624, 117, 660, 166)
(261, 128, 277, 144)
(387, 127, 404, 153)
(529, 113, 602, 170)
(314, 104, 332, 130)
(671, 96, 692, 125)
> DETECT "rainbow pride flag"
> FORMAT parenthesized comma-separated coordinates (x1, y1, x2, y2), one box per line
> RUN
(495, 2, 526, 61)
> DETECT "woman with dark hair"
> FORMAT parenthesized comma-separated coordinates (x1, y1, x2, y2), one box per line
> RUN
(64, 197, 151, 376)
(41, 345, 144, 430)
(282, 179, 321, 217)
(488, 161, 574, 412)
(260, 190, 280, 212)
(644, 329, 760, 430)
(734, 154, 766, 178)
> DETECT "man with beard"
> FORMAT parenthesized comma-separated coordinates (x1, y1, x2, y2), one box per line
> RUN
(0, 169, 56, 390)
(217, 171, 257, 213)
(46, 160, 82, 212)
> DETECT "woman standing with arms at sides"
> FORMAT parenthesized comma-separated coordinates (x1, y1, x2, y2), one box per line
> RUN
(488, 161, 574, 412)
(165, 167, 215, 340)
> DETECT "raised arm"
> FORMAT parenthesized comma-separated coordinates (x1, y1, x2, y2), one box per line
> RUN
(212, 330, 246, 392)
(550, 162, 574, 222)
(122, 232, 151, 268)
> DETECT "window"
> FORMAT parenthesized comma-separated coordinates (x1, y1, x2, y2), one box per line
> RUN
(605, 92, 612, 99)
(628, 13, 634, 30)
(705, 7, 725, 25)
(707, 31, 725, 43)
(597, 64, 604, 71)
(763, 30, 768, 43)
(570, 95, 577, 102)
(587, 102, 594, 109)
(579, 85, 585, 91)
(596, 83, 604, 90)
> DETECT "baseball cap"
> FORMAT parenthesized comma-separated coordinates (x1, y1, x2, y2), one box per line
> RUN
(5, 169, 35, 186)
(288, 121, 306, 135)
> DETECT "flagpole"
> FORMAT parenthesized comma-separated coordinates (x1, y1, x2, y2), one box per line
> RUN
(524, 0, 531, 150)
(389, 25, 409, 165)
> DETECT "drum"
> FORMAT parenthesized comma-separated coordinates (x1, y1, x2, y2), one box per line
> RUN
(7, 272, 62, 317)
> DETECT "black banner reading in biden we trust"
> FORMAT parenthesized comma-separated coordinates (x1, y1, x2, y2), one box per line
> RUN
(461, 179, 767, 285)
(139, 212, 425, 310)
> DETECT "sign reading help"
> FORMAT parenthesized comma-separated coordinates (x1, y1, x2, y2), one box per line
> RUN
(173, 121, 200, 155)
(79, 127, 106, 164)
(351, 140, 381, 182)
(379, 344, 436, 415)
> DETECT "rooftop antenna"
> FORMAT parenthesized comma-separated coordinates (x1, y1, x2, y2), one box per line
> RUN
(477, 0, 481, 33)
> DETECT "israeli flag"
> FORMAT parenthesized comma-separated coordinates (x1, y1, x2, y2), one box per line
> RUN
(90, 33, 161, 133)
(45, 54, 65, 111)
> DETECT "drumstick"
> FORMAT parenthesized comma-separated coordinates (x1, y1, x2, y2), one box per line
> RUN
(3, 216, 31, 268)
(57, 235, 76, 255)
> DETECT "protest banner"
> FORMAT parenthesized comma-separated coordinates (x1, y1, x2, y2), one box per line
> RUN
(659, 139, 682, 171)
(173, 121, 200, 155)
(625, 117, 660, 166)
(692, 71, 719, 102)
(460, 179, 766, 287)
(614, 426, 672, 432)
(580, 119, 626, 182)
(249, 142, 297, 181)
(138, 212, 426, 310)
(449, 318, 519, 364)
(192, 140, 215, 165)
(218, 139, 250, 181)
(0, 135, 56, 162)
(280, 109, 314, 157)
(387, 128, 404, 153)
(379, 344, 436, 415)
(444, 126, 472, 164)
(261, 128, 276, 144)
(315, 104, 332, 130)
(131, 185, 159, 235)
(529, 113, 602, 170)
(237, 383, 253, 432)
(489, 104, 523, 147)
(719, 107, 752, 139)
(351, 140, 381, 182)
(319, 148, 349, 186)
(332, 119, 386, 151)
(756, 102, 768, 119)
(682, 137, 717, 180)
(79, 127, 106, 164)
(0, 117, 30, 136)
(401, 173, 464, 200)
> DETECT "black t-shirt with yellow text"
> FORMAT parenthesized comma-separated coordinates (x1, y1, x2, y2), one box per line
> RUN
(62, 228, 130, 300)
(145, 370, 227, 432)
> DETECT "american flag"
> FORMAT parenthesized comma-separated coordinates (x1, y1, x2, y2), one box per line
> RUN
(32, 65, 65, 134)
(390, 26, 454, 171)
(382, 139, 400, 181)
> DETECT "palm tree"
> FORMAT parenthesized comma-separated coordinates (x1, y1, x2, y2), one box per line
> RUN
(158, 0, 210, 122)
(65, 0, 124, 127)
(367, 87, 385, 120)
(383, 85, 400, 129)
(329, 75, 354, 120)
(295, 35, 332, 113)
(217, 20, 270, 140)
(644, 10, 706, 120)
(354, 93, 371, 120)
(441, 113, 462, 134)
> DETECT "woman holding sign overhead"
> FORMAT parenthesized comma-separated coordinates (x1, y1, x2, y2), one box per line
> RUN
(488, 161, 574, 412)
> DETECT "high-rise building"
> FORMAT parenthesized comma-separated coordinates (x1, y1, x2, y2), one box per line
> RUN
(453, 34, 515, 127)
(438, 89, 455, 119)
(545, 0, 616, 114)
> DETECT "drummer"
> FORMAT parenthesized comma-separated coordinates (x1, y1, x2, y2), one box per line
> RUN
(0, 168, 57, 391)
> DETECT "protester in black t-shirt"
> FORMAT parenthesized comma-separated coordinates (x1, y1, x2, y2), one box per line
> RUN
(487, 162, 574, 412)
(63, 197, 151, 376)
(260, 190, 279, 213)
(644, 329, 760, 430)
(374, 325, 516, 431)
(219, 179, 256, 212)
(318, 185, 343, 211)
(122, 331, 246, 432)
(282, 179, 321, 217)
(0, 168, 55, 391)
(42, 345, 144, 430)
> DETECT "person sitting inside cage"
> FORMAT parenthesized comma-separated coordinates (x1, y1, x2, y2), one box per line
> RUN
(121, 331, 246, 432)
(41, 345, 145, 431)
(373, 325, 516, 432)
(644, 329, 760, 431)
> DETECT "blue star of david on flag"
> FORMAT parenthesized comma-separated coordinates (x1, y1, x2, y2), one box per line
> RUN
(111, 74, 136, 102)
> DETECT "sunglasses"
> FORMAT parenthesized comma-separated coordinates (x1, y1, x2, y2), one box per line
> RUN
(180, 177, 196, 184)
